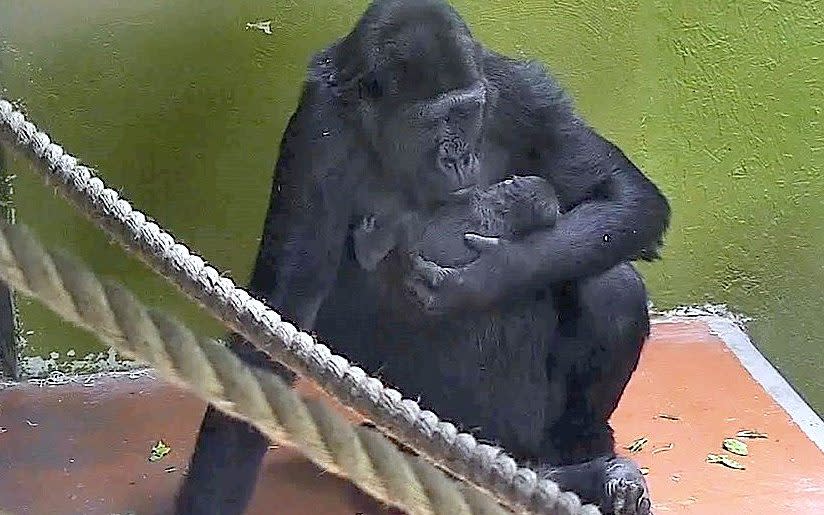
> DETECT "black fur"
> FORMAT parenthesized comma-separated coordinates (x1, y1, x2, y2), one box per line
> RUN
(352, 175, 560, 271)
(175, 1, 669, 514)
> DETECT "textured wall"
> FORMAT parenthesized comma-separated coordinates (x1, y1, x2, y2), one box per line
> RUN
(0, 0, 822, 410)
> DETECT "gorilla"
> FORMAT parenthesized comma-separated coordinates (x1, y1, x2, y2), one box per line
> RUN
(349, 175, 650, 512)
(175, 1, 670, 514)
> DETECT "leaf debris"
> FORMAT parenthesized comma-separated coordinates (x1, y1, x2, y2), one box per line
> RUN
(149, 440, 171, 462)
(652, 443, 674, 454)
(722, 438, 749, 456)
(736, 429, 768, 439)
(624, 437, 649, 453)
(245, 20, 273, 35)
(706, 453, 745, 470)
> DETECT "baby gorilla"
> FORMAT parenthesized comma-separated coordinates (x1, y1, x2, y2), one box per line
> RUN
(354, 175, 560, 274)
(352, 175, 650, 513)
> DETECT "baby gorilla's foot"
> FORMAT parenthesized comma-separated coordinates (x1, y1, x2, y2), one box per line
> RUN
(602, 457, 651, 515)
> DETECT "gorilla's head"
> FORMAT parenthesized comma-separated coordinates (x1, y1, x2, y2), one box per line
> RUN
(338, 0, 489, 205)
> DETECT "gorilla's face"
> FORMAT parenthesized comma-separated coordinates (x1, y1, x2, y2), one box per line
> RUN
(356, 18, 487, 205)
(403, 81, 486, 202)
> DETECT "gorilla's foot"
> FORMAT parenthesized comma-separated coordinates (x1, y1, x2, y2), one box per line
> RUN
(601, 456, 651, 515)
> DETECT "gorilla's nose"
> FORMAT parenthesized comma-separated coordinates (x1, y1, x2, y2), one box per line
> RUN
(439, 152, 477, 182)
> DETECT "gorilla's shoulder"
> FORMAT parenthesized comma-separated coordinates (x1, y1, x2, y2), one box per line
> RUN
(481, 49, 576, 142)
(483, 51, 572, 111)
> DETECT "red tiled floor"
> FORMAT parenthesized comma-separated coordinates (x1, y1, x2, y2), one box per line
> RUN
(0, 319, 822, 514)
(610, 320, 824, 514)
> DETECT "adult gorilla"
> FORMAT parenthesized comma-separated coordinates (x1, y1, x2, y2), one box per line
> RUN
(175, 1, 670, 514)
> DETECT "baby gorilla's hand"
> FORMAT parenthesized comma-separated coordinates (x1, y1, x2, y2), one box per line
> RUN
(405, 234, 533, 315)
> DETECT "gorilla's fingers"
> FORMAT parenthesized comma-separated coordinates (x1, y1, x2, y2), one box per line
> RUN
(464, 233, 501, 250)
(602, 457, 651, 515)
(638, 496, 652, 515)
(411, 254, 455, 287)
(361, 215, 377, 232)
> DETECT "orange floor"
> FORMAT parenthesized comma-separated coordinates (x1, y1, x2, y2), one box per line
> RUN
(0, 318, 822, 515)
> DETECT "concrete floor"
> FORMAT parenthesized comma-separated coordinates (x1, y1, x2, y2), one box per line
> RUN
(0, 318, 822, 514)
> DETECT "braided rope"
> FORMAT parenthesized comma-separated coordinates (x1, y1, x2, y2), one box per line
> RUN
(0, 98, 596, 514)
(0, 220, 524, 515)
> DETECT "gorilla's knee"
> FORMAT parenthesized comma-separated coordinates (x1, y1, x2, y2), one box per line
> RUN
(580, 263, 650, 345)
(605, 263, 648, 314)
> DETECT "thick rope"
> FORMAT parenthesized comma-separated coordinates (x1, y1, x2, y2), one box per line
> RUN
(0, 220, 527, 515)
(0, 98, 597, 514)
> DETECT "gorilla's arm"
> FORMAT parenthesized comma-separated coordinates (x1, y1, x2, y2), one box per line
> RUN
(408, 61, 669, 314)
(174, 66, 363, 515)
(529, 123, 671, 282)
(441, 128, 669, 310)
(492, 58, 670, 284)
(250, 73, 361, 329)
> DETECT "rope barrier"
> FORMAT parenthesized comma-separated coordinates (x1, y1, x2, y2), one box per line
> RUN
(0, 98, 598, 514)
(0, 220, 524, 515)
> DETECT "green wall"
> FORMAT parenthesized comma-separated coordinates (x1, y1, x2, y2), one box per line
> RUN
(0, 0, 822, 411)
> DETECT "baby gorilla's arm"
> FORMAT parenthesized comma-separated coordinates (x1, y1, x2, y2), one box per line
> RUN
(353, 215, 398, 271)
(353, 207, 422, 271)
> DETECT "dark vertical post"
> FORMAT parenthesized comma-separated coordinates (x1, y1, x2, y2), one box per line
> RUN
(0, 144, 19, 380)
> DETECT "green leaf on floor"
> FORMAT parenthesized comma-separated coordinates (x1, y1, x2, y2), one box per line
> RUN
(149, 440, 171, 462)
(706, 453, 745, 470)
(722, 438, 749, 456)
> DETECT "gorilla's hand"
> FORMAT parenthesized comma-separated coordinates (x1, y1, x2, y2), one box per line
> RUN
(406, 233, 534, 315)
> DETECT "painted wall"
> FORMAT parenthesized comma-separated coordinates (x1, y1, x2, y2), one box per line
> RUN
(0, 0, 822, 411)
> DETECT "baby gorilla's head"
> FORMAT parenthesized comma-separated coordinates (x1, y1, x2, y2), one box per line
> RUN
(473, 175, 560, 236)
(353, 175, 559, 270)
